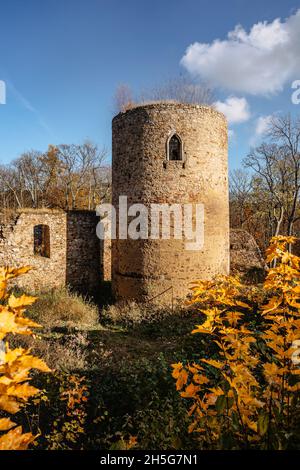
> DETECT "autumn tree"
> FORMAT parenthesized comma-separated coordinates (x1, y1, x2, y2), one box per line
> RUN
(0, 267, 50, 450)
(56, 141, 109, 210)
(173, 236, 300, 449)
(0, 141, 110, 211)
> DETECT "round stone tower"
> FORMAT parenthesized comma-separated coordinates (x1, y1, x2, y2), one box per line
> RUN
(112, 102, 229, 304)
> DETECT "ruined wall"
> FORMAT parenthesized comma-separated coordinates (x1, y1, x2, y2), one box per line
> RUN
(112, 102, 229, 304)
(230, 229, 265, 275)
(104, 228, 265, 283)
(0, 209, 102, 295)
(100, 238, 112, 282)
(0, 210, 66, 291)
(66, 211, 101, 295)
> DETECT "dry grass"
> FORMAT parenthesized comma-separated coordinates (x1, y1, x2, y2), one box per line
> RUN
(7, 289, 196, 373)
(116, 100, 213, 115)
(27, 287, 99, 329)
(17, 207, 65, 214)
(102, 300, 187, 327)
(8, 331, 90, 371)
(7, 287, 100, 371)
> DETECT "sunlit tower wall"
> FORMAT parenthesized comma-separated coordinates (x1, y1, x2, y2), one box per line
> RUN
(112, 102, 229, 304)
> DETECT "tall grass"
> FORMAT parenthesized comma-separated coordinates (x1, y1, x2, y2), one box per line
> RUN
(27, 287, 99, 329)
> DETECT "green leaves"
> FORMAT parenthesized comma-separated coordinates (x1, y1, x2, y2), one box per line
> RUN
(257, 412, 269, 437)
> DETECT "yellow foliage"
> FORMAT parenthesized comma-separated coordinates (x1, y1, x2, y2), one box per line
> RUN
(0, 266, 50, 450)
(173, 236, 300, 449)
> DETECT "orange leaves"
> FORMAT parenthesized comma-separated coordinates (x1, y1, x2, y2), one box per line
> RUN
(0, 310, 21, 340)
(0, 266, 32, 280)
(190, 276, 244, 308)
(173, 236, 300, 448)
(172, 362, 208, 396)
(46, 373, 89, 449)
(172, 363, 188, 391)
(263, 363, 285, 385)
(61, 375, 88, 412)
(0, 307, 41, 340)
(1, 346, 50, 372)
(192, 324, 215, 335)
(0, 265, 50, 450)
(201, 358, 224, 369)
(261, 296, 283, 314)
(0, 266, 32, 300)
(0, 426, 36, 450)
(0, 418, 16, 432)
(8, 293, 37, 311)
(180, 383, 200, 398)
(266, 236, 297, 264)
(0, 346, 50, 414)
(0, 269, 40, 341)
(193, 374, 209, 385)
(0, 354, 47, 411)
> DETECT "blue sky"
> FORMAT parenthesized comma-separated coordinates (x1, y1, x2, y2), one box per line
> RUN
(0, 0, 299, 169)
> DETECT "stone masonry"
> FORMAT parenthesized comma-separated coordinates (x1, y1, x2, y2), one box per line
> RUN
(0, 209, 102, 295)
(112, 102, 230, 304)
(0, 103, 263, 305)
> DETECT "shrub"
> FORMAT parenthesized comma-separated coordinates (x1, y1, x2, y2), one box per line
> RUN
(45, 373, 89, 450)
(85, 354, 193, 450)
(27, 287, 99, 329)
(172, 236, 300, 449)
(0, 267, 50, 450)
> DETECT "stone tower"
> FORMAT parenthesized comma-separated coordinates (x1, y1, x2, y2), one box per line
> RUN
(112, 102, 229, 304)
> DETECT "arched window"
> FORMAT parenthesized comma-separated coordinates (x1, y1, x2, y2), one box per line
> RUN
(34, 224, 50, 258)
(168, 134, 182, 161)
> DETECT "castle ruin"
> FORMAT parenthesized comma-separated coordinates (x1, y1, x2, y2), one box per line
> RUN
(0, 209, 108, 295)
(0, 103, 264, 302)
(112, 102, 230, 304)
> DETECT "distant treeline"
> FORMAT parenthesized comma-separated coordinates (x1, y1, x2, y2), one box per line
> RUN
(230, 114, 300, 251)
(2, 111, 300, 254)
(0, 142, 111, 211)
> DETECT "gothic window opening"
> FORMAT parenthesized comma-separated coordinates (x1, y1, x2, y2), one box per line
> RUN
(34, 224, 50, 258)
(168, 134, 182, 161)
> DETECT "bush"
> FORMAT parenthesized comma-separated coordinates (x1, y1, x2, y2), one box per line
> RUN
(0, 266, 50, 450)
(84, 353, 194, 450)
(173, 236, 300, 450)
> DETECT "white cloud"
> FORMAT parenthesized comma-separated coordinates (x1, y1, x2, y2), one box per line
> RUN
(228, 129, 236, 145)
(255, 115, 273, 135)
(214, 96, 250, 124)
(181, 10, 300, 95)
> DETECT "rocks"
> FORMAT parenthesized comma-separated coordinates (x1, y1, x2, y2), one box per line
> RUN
(230, 229, 265, 277)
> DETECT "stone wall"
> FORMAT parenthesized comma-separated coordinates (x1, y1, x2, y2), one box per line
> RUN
(103, 228, 265, 282)
(112, 102, 229, 304)
(0, 209, 103, 295)
(100, 238, 112, 282)
(66, 211, 102, 295)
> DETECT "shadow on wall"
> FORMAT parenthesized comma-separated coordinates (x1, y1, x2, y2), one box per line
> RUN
(66, 211, 102, 296)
